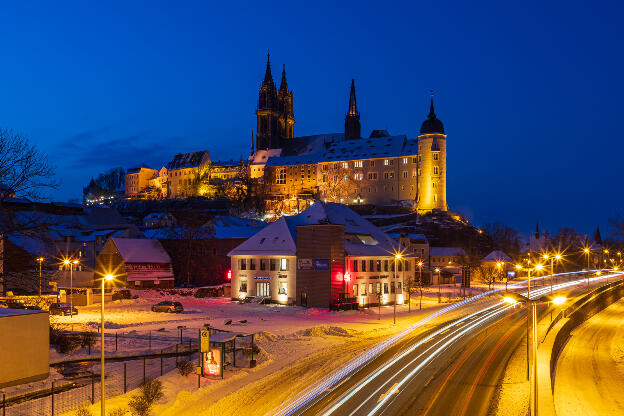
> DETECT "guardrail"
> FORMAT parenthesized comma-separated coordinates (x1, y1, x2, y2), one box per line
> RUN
(537, 274, 624, 415)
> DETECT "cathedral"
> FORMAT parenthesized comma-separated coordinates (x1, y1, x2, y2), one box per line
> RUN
(250, 54, 448, 214)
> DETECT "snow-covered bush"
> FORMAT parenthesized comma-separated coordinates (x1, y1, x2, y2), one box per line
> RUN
(128, 378, 164, 415)
(74, 406, 93, 416)
(176, 359, 195, 376)
(50, 326, 80, 353)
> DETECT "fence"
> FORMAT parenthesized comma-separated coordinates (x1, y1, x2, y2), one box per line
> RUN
(1, 329, 257, 416)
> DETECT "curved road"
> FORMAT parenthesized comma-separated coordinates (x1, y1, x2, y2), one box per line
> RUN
(554, 298, 624, 416)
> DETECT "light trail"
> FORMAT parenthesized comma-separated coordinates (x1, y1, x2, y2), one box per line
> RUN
(269, 271, 622, 416)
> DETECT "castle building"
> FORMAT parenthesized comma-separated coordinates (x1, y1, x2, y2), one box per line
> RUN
(252, 55, 449, 213)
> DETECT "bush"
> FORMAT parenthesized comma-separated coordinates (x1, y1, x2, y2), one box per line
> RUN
(128, 396, 150, 416)
(140, 378, 164, 405)
(81, 332, 97, 350)
(74, 406, 93, 416)
(108, 407, 128, 416)
(50, 326, 81, 354)
(176, 360, 195, 376)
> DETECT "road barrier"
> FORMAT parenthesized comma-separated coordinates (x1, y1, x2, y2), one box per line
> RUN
(537, 275, 624, 415)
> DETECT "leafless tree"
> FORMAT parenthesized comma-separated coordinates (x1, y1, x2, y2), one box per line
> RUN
(482, 222, 521, 255)
(319, 165, 359, 203)
(475, 264, 496, 290)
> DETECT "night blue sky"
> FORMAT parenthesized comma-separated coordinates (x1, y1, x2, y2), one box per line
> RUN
(1, 0, 622, 237)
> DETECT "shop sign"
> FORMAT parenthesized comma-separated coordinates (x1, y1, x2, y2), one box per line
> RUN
(255, 276, 270, 281)
(313, 259, 329, 270)
(298, 258, 313, 270)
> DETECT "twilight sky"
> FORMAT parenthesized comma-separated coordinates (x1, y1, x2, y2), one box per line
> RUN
(0, 0, 622, 237)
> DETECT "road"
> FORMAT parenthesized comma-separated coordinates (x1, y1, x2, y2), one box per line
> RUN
(270, 272, 620, 416)
(554, 297, 624, 416)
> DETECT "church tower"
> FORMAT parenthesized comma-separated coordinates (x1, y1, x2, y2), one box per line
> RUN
(256, 54, 281, 150)
(416, 94, 448, 212)
(277, 64, 295, 140)
(345, 79, 361, 140)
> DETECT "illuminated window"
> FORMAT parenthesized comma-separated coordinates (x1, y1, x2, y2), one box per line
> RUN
(276, 168, 286, 184)
(433, 182, 436, 188)
(369, 282, 373, 294)
(354, 173, 363, 180)
(278, 282, 287, 295)
(342, 162, 349, 169)
(403, 158, 408, 164)
(280, 258, 288, 271)
(376, 282, 381, 294)
(384, 159, 389, 166)
(412, 170, 417, 177)
(344, 174, 349, 181)
(354, 161, 363, 168)
(353, 284, 358, 296)
(240, 281, 247, 292)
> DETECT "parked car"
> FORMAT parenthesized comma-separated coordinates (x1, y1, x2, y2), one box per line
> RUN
(0, 300, 7, 308)
(151, 301, 184, 313)
(49, 302, 78, 316)
(5, 299, 39, 310)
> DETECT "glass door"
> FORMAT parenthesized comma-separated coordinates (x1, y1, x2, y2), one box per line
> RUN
(256, 282, 270, 297)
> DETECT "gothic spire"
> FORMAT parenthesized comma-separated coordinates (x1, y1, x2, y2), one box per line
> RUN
(263, 52, 274, 86)
(348, 78, 358, 116)
(594, 225, 603, 245)
(279, 64, 288, 93)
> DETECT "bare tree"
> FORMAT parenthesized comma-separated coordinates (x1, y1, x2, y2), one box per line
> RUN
(0, 129, 56, 202)
(319, 165, 359, 203)
(482, 222, 521, 255)
(475, 264, 496, 290)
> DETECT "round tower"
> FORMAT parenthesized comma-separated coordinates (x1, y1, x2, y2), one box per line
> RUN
(417, 95, 447, 212)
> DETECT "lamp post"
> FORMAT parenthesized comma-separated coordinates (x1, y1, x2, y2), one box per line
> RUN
(435, 267, 441, 303)
(101, 274, 115, 416)
(394, 253, 402, 325)
(503, 292, 566, 416)
(496, 261, 503, 290)
(418, 261, 423, 310)
(584, 248, 591, 287)
(515, 262, 543, 380)
(36, 257, 45, 296)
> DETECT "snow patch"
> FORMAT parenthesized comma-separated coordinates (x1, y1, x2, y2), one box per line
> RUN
(297, 326, 355, 337)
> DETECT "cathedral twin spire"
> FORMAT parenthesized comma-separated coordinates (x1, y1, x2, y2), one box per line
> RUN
(345, 79, 361, 140)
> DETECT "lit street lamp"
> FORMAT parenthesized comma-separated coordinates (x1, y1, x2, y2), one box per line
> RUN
(101, 273, 115, 416)
(63, 259, 80, 317)
(418, 261, 423, 310)
(394, 253, 402, 324)
(36, 257, 45, 296)
(435, 267, 441, 303)
(583, 248, 591, 287)
(542, 253, 562, 294)
(503, 292, 566, 416)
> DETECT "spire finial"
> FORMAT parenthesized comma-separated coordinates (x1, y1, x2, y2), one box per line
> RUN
(279, 63, 289, 92)
(263, 51, 274, 85)
(428, 90, 435, 119)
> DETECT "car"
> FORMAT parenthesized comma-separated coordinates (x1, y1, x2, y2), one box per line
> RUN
(0, 300, 7, 308)
(49, 302, 78, 316)
(151, 301, 184, 313)
(5, 299, 39, 310)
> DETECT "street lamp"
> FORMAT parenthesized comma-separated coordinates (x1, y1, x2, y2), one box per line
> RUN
(36, 257, 45, 296)
(502, 292, 566, 416)
(394, 253, 402, 325)
(101, 273, 115, 416)
(583, 247, 591, 287)
(418, 261, 423, 310)
(435, 267, 441, 303)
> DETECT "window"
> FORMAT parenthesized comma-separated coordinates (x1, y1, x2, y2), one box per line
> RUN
(361, 284, 366, 295)
(249, 259, 256, 270)
(384, 260, 389, 271)
(384, 172, 389, 179)
(384, 282, 389, 294)
(389, 172, 395, 180)
(260, 259, 267, 270)
(276, 168, 286, 184)
(342, 162, 349, 169)
(353, 284, 358, 297)
(433, 152, 439, 161)
(354, 173, 363, 180)
(370, 160, 375, 167)
(344, 174, 349, 181)
(361, 260, 366, 271)
(270, 259, 276, 271)
(398, 282, 402, 291)
(391, 281, 395, 294)
(278, 282, 287, 295)
(376, 282, 381, 294)
(412, 170, 417, 177)
(433, 182, 436, 188)
(434, 166, 439, 175)
(322, 164, 329, 171)
(403, 171, 408, 179)
(369, 259, 374, 271)
(403, 158, 408, 164)
(376, 260, 381, 272)
(240, 259, 247, 270)
(240, 280, 247, 292)
(354, 161, 363, 168)
(405, 261, 410, 271)
(384, 159, 389, 166)
(368, 172, 377, 180)
(412, 157, 418, 164)
(353, 260, 359, 272)
(280, 258, 288, 271)
(369, 282, 374, 294)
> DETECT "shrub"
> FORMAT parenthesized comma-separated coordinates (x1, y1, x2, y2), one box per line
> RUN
(140, 378, 164, 405)
(176, 359, 195, 376)
(50, 326, 81, 353)
(74, 406, 93, 416)
(128, 396, 150, 416)
(108, 407, 128, 416)
(81, 332, 97, 349)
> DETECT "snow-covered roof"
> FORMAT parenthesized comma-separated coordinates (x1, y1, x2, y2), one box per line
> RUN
(248, 149, 282, 165)
(265, 134, 418, 167)
(229, 202, 406, 257)
(166, 151, 210, 170)
(430, 247, 466, 257)
(111, 238, 171, 264)
(481, 250, 513, 263)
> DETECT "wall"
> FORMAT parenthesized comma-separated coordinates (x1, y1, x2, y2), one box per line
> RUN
(0, 310, 49, 388)
(296, 224, 345, 308)
(417, 133, 447, 212)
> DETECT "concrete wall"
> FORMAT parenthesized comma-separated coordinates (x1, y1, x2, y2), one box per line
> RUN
(0, 310, 49, 388)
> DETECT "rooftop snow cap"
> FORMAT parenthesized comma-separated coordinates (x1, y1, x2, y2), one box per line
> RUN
(420, 95, 445, 135)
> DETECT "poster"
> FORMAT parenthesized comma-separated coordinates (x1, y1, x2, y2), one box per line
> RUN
(203, 347, 222, 376)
